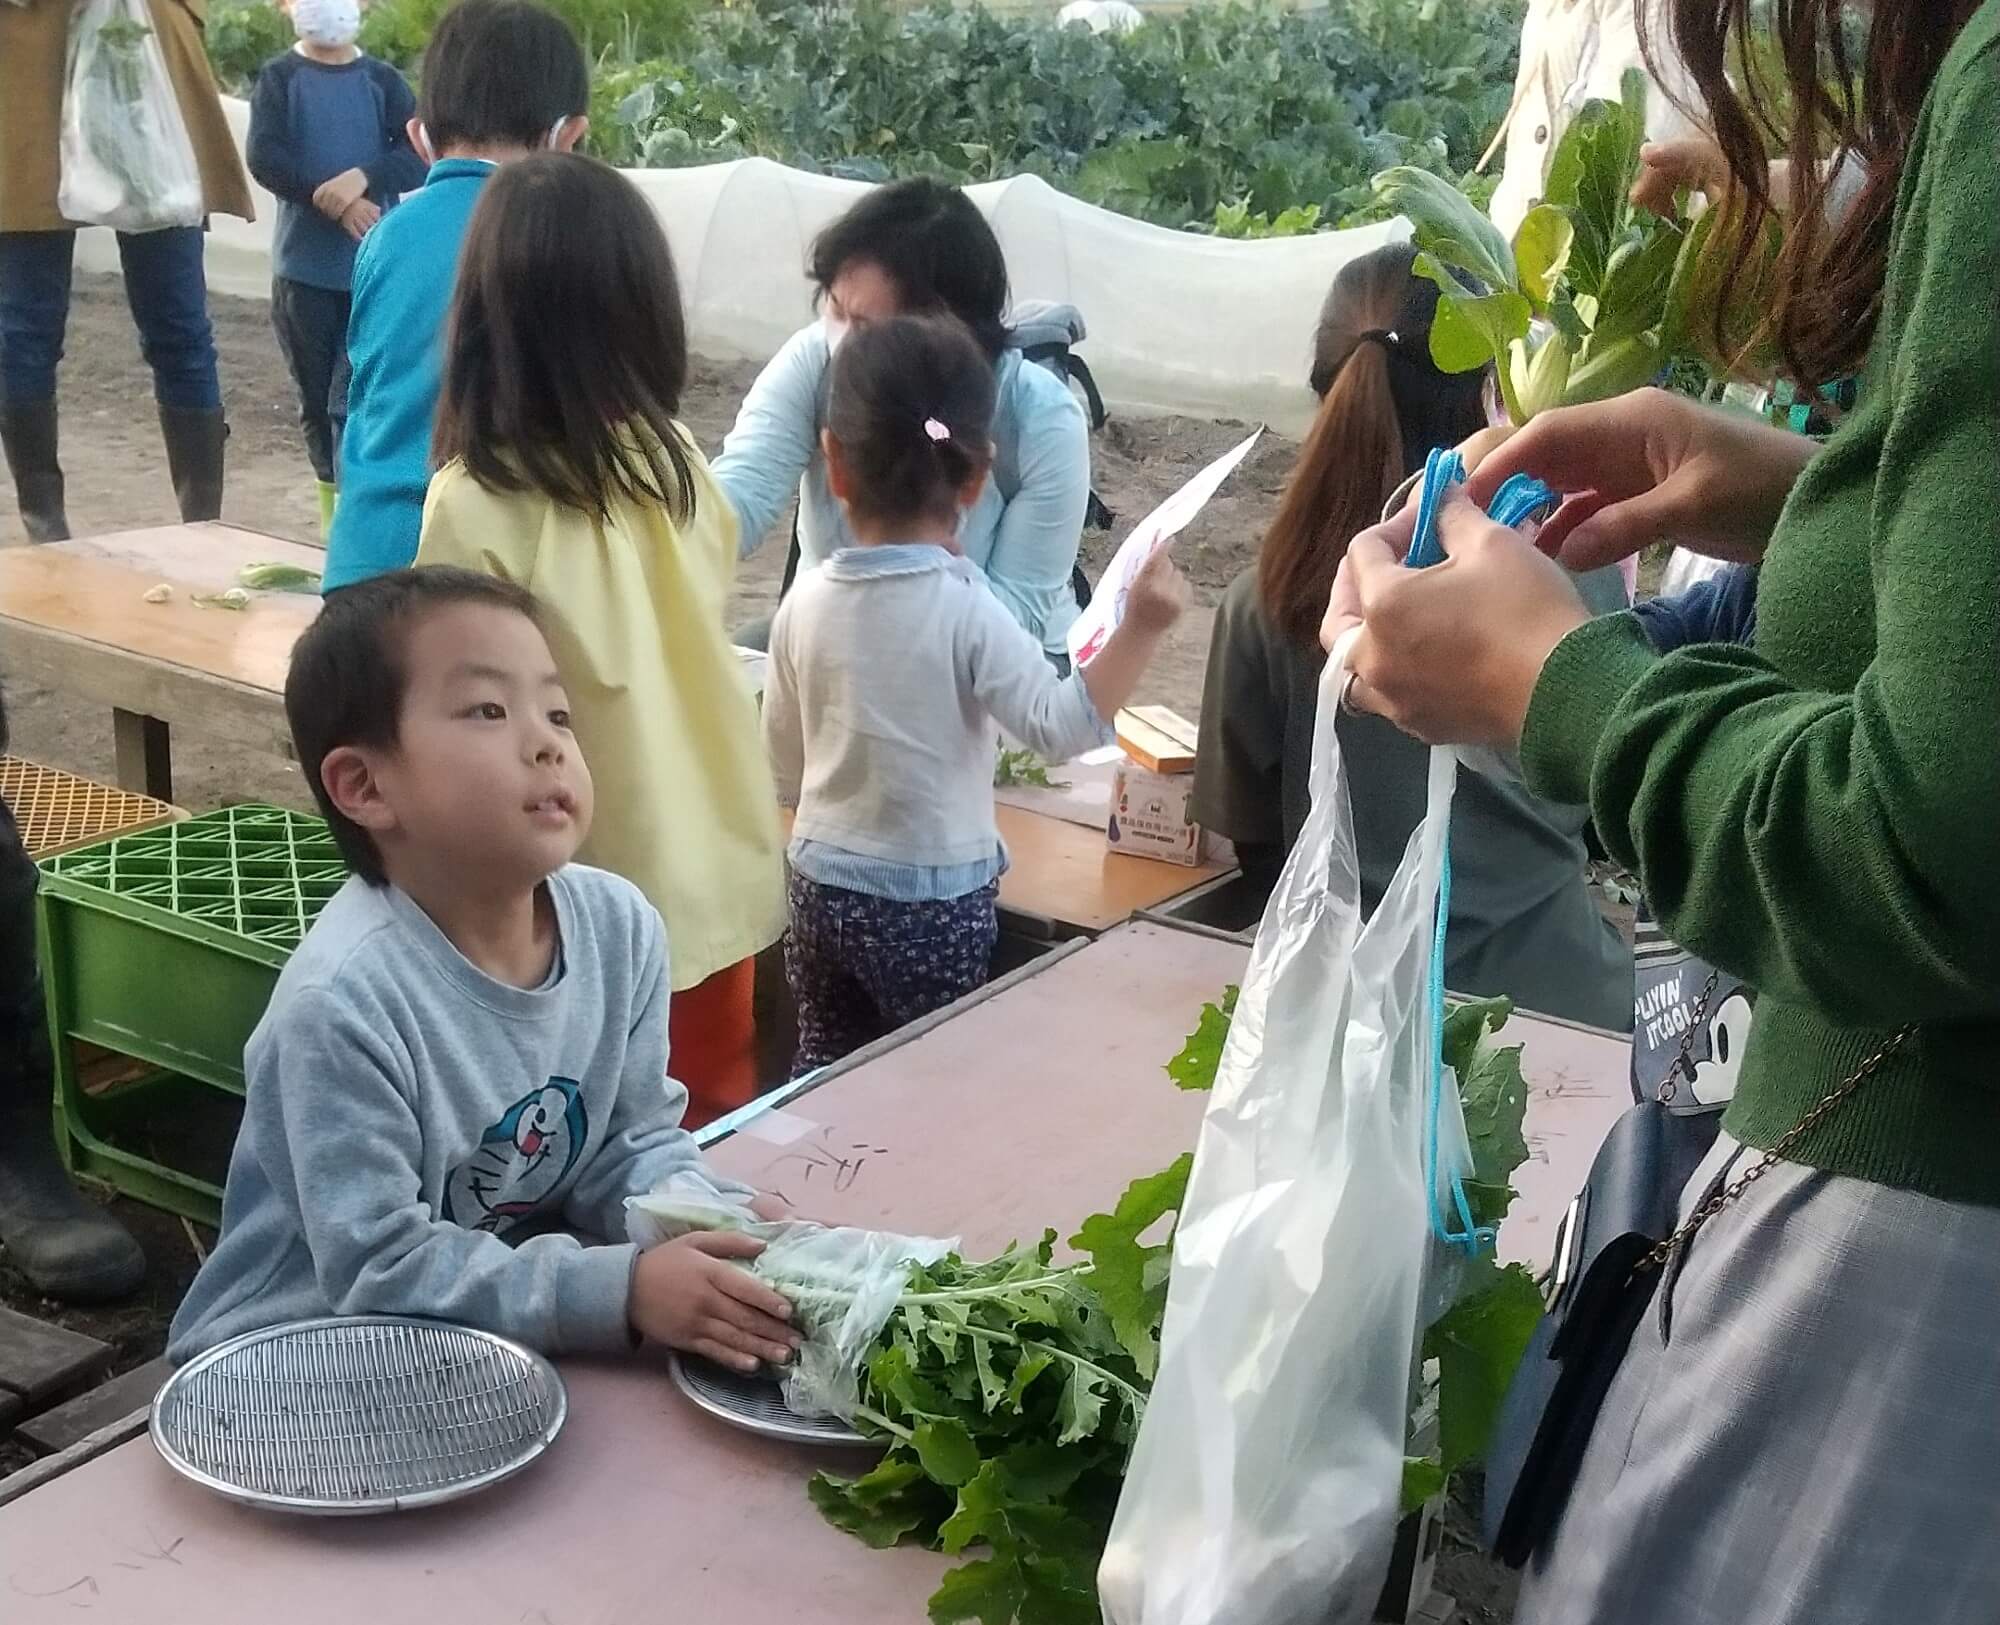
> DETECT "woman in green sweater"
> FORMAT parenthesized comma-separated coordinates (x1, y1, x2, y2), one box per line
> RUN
(1329, 1, 1999, 1619)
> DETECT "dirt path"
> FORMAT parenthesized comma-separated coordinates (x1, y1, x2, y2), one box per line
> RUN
(0, 274, 1294, 812)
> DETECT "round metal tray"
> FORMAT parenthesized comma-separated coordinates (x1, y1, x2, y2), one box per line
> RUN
(668, 1352, 874, 1447)
(151, 1317, 568, 1515)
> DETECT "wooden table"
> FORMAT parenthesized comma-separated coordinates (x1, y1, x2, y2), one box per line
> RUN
(780, 804, 1232, 941)
(0, 923, 1630, 1619)
(0, 524, 317, 801)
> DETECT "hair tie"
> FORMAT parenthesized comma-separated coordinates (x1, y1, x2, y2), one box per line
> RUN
(924, 418, 952, 444)
(1357, 329, 1400, 352)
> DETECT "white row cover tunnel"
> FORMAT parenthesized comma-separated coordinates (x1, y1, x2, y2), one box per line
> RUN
(79, 96, 1410, 436)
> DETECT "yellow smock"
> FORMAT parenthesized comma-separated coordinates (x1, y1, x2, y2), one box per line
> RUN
(417, 433, 785, 991)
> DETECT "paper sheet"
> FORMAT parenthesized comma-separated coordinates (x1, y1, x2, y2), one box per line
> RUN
(1067, 427, 1263, 666)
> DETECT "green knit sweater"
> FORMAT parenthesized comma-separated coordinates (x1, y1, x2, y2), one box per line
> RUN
(1521, 3, 2000, 1205)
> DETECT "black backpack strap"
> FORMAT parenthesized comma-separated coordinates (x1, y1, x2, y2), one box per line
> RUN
(1064, 354, 1109, 433)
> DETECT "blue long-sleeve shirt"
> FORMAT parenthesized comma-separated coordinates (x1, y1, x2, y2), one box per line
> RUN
(322, 158, 494, 592)
(1629, 564, 1759, 652)
(713, 323, 1091, 658)
(245, 50, 425, 293)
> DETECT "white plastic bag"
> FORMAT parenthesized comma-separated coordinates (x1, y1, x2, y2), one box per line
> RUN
(625, 1183, 955, 1422)
(59, 0, 206, 232)
(1100, 629, 1465, 1625)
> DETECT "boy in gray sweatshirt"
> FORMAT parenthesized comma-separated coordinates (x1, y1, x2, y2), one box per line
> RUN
(169, 569, 799, 1372)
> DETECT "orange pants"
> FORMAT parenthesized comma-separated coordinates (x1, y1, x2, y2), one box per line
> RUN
(668, 956, 758, 1129)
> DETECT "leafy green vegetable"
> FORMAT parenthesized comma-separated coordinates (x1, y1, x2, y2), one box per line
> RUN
(994, 746, 1071, 792)
(791, 985, 1540, 1623)
(1164, 985, 1237, 1091)
(1374, 67, 1769, 424)
(1423, 1261, 1544, 1478)
(1068, 1154, 1191, 1379)
(238, 562, 323, 594)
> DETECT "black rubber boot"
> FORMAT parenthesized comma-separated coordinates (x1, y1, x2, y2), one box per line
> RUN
(0, 400, 73, 543)
(157, 403, 227, 524)
(0, 795, 147, 1303)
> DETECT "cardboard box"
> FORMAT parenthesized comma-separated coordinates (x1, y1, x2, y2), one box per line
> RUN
(1107, 760, 1206, 867)
(1115, 705, 1199, 775)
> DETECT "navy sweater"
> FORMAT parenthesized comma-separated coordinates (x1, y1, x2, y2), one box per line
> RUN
(1628, 563, 1759, 653)
(246, 52, 426, 292)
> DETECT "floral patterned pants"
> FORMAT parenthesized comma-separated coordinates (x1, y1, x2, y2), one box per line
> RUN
(784, 872, 999, 1076)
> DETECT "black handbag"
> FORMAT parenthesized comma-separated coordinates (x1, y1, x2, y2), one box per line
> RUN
(1481, 976, 1909, 1567)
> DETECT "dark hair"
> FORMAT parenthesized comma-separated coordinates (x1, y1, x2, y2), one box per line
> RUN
(810, 179, 1011, 359)
(825, 315, 998, 529)
(287, 569, 542, 886)
(419, 0, 589, 154)
(1644, 0, 1981, 389)
(435, 153, 698, 521)
(1259, 243, 1486, 647)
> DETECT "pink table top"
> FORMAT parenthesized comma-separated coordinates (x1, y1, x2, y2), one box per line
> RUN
(0, 923, 1629, 1618)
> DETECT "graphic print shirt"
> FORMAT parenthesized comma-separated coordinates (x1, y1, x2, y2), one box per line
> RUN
(167, 865, 751, 1362)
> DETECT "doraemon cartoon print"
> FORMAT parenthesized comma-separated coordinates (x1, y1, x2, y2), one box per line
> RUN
(443, 1079, 588, 1232)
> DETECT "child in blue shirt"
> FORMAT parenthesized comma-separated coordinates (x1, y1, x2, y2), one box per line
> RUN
(247, 0, 427, 536)
(320, 0, 590, 594)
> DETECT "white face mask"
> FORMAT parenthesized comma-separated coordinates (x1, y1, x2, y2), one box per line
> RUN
(822, 312, 850, 354)
(291, 0, 361, 48)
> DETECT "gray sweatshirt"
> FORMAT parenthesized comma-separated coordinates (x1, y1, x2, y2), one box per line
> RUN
(167, 865, 751, 1363)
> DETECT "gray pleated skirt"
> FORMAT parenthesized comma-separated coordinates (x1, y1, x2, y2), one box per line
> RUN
(1515, 1132, 2000, 1625)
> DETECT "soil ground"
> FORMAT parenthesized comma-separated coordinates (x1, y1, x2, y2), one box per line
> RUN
(0, 276, 1528, 1616)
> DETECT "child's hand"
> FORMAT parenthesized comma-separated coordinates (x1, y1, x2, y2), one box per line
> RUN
(337, 198, 383, 241)
(631, 1231, 800, 1374)
(1124, 547, 1191, 635)
(313, 167, 369, 219)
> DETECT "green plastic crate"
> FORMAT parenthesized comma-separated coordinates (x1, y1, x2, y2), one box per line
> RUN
(36, 805, 346, 1222)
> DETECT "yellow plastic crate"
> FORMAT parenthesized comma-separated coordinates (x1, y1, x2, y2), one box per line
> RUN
(0, 755, 184, 858)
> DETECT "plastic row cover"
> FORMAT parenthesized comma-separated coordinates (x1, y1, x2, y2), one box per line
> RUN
(76, 96, 1408, 436)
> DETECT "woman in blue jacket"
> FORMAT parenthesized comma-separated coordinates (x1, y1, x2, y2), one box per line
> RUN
(716, 178, 1090, 663)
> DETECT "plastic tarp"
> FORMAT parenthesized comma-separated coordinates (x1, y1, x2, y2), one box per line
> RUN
(78, 95, 1407, 433)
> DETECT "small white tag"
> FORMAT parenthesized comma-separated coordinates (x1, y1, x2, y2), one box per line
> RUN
(740, 1108, 816, 1147)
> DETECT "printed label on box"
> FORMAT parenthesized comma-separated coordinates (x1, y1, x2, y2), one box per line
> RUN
(1107, 762, 1205, 867)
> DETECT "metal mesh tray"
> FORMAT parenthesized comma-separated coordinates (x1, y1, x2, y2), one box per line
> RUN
(0, 755, 181, 859)
(151, 1317, 568, 1514)
(668, 1352, 874, 1447)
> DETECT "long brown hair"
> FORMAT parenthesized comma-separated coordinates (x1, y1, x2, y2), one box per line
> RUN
(1646, 0, 1982, 389)
(1258, 243, 1486, 647)
(434, 152, 698, 520)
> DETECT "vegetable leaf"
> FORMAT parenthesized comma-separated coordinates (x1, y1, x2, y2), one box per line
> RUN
(928, 1555, 1027, 1625)
(1401, 1456, 1447, 1515)
(915, 1419, 985, 1487)
(808, 1461, 937, 1549)
(1068, 1153, 1193, 1377)
(1373, 164, 1517, 294)
(1166, 986, 1237, 1091)
(1542, 68, 1648, 299)
(1412, 254, 1531, 378)
(1459, 1041, 1530, 1197)
(1424, 1262, 1544, 1475)
(1054, 1362, 1107, 1446)
(1511, 204, 1574, 312)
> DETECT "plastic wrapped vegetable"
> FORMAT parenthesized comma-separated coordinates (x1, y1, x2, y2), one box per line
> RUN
(627, 1184, 956, 1422)
(59, 0, 206, 232)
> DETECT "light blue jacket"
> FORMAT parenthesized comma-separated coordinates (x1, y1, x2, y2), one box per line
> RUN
(713, 323, 1091, 657)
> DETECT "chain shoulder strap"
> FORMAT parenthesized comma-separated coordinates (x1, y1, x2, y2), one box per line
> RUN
(1643, 1012, 1914, 1272)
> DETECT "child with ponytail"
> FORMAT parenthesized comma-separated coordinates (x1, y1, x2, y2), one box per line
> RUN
(763, 314, 1188, 1073)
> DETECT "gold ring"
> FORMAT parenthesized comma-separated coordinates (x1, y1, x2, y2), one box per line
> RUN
(1338, 669, 1365, 718)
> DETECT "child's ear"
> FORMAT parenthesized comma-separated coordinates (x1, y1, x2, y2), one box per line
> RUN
(407, 118, 433, 165)
(320, 746, 397, 837)
(552, 115, 589, 153)
(821, 427, 856, 506)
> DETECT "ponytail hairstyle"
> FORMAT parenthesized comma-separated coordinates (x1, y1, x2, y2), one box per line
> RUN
(434, 152, 698, 521)
(1258, 242, 1487, 648)
(823, 315, 998, 530)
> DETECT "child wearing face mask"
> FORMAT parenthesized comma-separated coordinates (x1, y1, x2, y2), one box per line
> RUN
(320, 0, 591, 593)
(247, 0, 426, 537)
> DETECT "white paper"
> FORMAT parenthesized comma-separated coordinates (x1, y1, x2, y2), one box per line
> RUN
(1069, 427, 1263, 666)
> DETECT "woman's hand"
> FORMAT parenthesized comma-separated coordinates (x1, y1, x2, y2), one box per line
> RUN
(1465, 388, 1816, 573)
(1630, 137, 1730, 215)
(1322, 491, 1592, 748)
